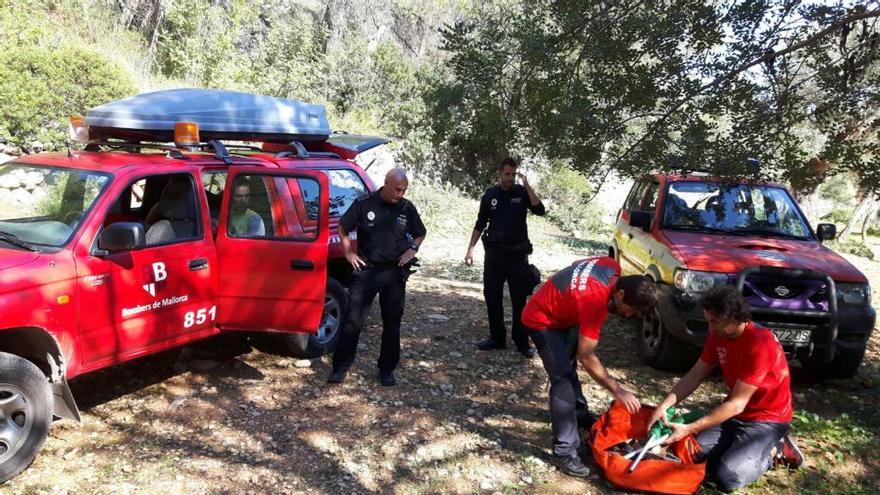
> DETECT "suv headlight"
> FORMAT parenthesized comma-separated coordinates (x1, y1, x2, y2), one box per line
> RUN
(674, 269, 729, 294)
(836, 283, 871, 305)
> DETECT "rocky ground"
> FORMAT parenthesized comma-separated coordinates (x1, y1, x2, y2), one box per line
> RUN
(2, 201, 878, 494)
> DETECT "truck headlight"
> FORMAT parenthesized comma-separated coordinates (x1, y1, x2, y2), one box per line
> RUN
(836, 283, 870, 305)
(674, 269, 729, 294)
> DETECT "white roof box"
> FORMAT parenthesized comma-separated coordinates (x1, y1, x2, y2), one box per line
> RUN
(85, 88, 331, 142)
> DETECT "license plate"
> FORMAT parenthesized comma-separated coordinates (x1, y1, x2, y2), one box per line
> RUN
(773, 329, 811, 344)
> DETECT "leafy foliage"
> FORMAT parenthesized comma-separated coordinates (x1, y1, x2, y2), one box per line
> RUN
(0, 45, 135, 148)
(537, 161, 607, 236)
(430, 1, 880, 194)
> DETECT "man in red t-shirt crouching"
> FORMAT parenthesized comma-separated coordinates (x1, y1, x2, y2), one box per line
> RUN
(648, 286, 804, 493)
(522, 256, 657, 478)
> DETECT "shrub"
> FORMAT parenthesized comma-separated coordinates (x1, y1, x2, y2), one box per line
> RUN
(537, 161, 608, 236)
(0, 45, 135, 149)
(821, 207, 854, 225)
(830, 239, 875, 260)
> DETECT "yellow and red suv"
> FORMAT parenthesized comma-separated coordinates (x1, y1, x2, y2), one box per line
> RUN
(611, 173, 875, 377)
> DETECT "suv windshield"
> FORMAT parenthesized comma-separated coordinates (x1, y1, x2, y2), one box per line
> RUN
(0, 163, 110, 248)
(662, 181, 812, 240)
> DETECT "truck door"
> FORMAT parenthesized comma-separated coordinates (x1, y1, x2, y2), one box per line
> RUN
(616, 179, 649, 274)
(214, 168, 329, 333)
(76, 172, 218, 370)
(629, 180, 661, 272)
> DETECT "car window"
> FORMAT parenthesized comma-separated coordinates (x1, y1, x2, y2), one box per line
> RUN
(624, 180, 649, 211)
(201, 171, 226, 221)
(641, 181, 660, 211)
(0, 163, 110, 247)
(103, 173, 201, 247)
(298, 178, 321, 223)
(228, 174, 319, 241)
(662, 182, 811, 239)
(324, 169, 367, 217)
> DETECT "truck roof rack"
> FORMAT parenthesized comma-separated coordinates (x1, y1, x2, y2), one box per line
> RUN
(274, 141, 341, 160)
(82, 139, 241, 165)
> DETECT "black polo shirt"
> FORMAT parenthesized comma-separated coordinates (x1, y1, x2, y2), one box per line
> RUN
(474, 184, 545, 245)
(340, 188, 427, 265)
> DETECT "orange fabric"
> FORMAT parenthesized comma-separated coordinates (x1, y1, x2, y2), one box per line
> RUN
(590, 402, 706, 495)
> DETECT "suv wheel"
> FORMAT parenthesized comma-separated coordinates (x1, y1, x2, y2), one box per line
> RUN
(283, 278, 348, 358)
(637, 307, 694, 371)
(0, 352, 53, 483)
(803, 342, 867, 379)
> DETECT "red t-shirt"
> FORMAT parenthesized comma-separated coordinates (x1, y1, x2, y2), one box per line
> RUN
(699, 322, 793, 423)
(521, 257, 619, 340)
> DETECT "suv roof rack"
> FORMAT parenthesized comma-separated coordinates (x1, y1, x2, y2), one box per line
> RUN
(275, 140, 341, 160)
(82, 139, 242, 165)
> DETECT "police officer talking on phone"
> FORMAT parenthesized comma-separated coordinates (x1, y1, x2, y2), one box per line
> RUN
(465, 157, 545, 358)
(328, 168, 426, 386)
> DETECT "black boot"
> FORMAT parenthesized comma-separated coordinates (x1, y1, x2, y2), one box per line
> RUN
(552, 454, 591, 478)
(327, 369, 347, 384)
(477, 338, 506, 350)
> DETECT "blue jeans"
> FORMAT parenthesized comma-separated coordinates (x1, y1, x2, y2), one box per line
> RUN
(697, 418, 789, 492)
(529, 327, 588, 457)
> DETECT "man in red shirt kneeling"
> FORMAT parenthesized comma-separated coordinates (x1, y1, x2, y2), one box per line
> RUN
(648, 286, 804, 493)
(522, 256, 658, 478)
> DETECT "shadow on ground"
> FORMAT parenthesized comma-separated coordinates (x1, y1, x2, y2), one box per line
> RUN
(9, 268, 878, 495)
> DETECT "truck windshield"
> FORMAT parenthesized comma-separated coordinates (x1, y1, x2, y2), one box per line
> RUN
(0, 163, 110, 248)
(662, 181, 812, 240)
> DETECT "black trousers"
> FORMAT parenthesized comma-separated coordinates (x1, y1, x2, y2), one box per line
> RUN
(332, 266, 406, 374)
(529, 327, 589, 457)
(483, 247, 530, 350)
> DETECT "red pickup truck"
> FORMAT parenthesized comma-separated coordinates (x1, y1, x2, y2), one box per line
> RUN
(612, 173, 875, 378)
(0, 89, 384, 481)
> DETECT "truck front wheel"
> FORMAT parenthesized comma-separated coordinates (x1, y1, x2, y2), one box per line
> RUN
(0, 352, 53, 483)
(284, 278, 348, 358)
(637, 307, 695, 371)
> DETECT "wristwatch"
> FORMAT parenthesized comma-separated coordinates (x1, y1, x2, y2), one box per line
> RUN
(409, 243, 419, 252)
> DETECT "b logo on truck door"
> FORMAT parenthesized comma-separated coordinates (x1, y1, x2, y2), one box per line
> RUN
(142, 262, 167, 297)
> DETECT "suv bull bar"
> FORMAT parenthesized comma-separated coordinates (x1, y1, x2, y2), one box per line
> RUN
(735, 266, 838, 364)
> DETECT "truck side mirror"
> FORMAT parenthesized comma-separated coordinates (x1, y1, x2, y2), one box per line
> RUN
(96, 222, 146, 255)
(629, 210, 653, 232)
(816, 223, 836, 242)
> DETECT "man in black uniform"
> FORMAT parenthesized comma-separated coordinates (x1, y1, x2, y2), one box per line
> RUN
(328, 168, 426, 386)
(465, 157, 545, 357)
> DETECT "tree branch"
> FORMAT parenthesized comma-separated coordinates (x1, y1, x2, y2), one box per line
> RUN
(607, 7, 880, 170)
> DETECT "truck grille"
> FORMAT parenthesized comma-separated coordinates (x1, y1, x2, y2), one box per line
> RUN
(740, 275, 829, 312)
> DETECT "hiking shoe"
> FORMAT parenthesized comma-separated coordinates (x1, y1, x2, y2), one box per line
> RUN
(518, 347, 537, 359)
(552, 454, 591, 478)
(477, 339, 506, 351)
(379, 371, 397, 386)
(776, 433, 804, 469)
(326, 370, 346, 384)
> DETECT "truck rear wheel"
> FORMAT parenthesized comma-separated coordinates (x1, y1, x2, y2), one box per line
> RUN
(284, 278, 348, 358)
(637, 308, 695, 371)
(803, 342, 867, 379)
(0, 352, 53, 483)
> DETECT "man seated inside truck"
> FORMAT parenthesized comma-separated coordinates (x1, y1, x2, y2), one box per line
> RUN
(647, 286, 803, 493)
(229, 182, 265, 236)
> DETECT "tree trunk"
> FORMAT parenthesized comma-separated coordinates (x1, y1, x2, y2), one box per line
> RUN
(860, 201, 880, 243)
(838, 195, 875, 243)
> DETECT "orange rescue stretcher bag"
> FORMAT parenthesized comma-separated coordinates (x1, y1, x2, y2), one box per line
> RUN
(589, 401, 706, 495)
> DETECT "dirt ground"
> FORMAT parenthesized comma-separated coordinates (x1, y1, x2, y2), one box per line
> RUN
(2, 222, 878, 494)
